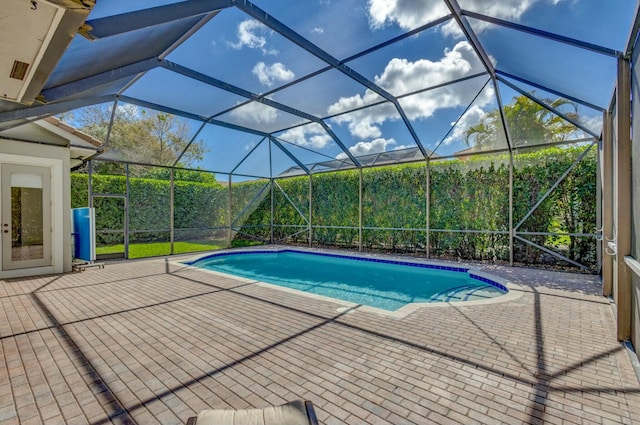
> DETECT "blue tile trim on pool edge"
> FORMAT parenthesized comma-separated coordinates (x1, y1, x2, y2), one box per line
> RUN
(470, 274, 508, 292)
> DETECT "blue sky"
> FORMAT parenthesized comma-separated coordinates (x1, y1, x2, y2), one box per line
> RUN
(84, 0, 636, 178)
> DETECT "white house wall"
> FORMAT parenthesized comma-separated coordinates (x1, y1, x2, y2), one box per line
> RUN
(0, 138, 70, 277)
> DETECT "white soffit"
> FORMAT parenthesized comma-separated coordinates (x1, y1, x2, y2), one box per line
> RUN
(0, 0, 93, 105)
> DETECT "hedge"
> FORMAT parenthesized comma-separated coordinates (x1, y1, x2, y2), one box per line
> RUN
(72, 144, 596, 269)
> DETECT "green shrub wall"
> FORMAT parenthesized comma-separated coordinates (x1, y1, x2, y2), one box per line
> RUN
(512, 145, 597, 267)
(311, 170, 359, 248)
(230, 179, 271, 241)
(71, 173, 228, 245)
(72, 145, 597, 269)
(272, 177, 310, 244)
(361, 164, 426, 253)
(264, 145, 595, 268)
(429, 157, 510, 261)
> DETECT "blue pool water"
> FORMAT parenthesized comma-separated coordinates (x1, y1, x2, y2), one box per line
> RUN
(186, 250, 507, 311)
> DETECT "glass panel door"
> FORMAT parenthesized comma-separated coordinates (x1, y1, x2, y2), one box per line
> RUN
(1, 164, 52, 270)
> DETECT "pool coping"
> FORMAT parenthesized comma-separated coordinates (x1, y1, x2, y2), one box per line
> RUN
(176, 246, 524, 319)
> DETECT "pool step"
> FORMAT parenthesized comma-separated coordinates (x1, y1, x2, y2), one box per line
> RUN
(429, 283, 498, 302)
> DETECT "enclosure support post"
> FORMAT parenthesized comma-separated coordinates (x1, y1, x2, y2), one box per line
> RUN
(228, 174, 232, 248)
(269, 141, 274, 244)
(125, 164, 130, 260)
(359, 168, 363, 252)
(425, 160, 430, 259)
(602, 110, 614, 296)
(596, 137, 602, 275)
(270, 178, 274, 244)
(499, 75, 516, 267)
(509, 151, 514, 266)
(615, 56, 632, 341)
(104, 100, 117, 148)
(88, 161, 93, 208)
(170, 168, 175, 255)
(308, 175, 313, 248)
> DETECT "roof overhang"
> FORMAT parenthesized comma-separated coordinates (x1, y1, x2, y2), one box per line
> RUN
(0, 115, 102, 168)
(0, 0, 94, 105)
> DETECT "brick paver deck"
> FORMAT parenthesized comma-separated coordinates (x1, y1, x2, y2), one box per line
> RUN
(1, 250, 639, 424)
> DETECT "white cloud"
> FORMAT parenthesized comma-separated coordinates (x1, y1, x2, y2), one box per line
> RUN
(326, 89, 382, 116)
(278, 123, 332, 149)
(327, 42, 493, 139)
(311, 27, 324, 35)
(252, 62, 295, 87)
(336, 137, 397, 160)
(229, 102, 279, 126)
(369, 0, 448, 31)
(229, 20, 278, 55)
(577, 115, 602, 134)
(373, 41, 485, 97)
(393, 144, 413, 151)
(330, 102, 398, 140)
(243, 141, 258, 152)
(350, 119, 383, 139)
(229, 20, 265, 49)
(368, 0, 569, 37)
(442, 105, 487, 146)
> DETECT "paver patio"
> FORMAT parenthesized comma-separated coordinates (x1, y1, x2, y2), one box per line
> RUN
(1, 250, 639, 424)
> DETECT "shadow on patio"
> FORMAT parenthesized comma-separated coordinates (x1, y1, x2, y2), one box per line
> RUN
(1, 256, 639, 424)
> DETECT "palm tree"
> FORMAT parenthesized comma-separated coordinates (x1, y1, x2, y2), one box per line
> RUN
(464, 94, 580, 150)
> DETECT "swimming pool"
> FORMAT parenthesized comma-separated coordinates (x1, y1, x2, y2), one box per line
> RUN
(185, 249, 509, 311)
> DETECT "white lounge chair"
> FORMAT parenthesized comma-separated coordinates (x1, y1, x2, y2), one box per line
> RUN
(186, 400, 319, 425)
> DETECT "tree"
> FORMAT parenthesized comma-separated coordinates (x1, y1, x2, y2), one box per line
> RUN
(464, 94, 580, 150)
(65, 104, 207, 175)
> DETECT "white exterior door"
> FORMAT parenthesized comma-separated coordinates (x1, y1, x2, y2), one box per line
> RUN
(1, 164, 52, 270)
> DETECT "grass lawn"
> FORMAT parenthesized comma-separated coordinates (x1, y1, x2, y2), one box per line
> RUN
(96, 239, 264, 259)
